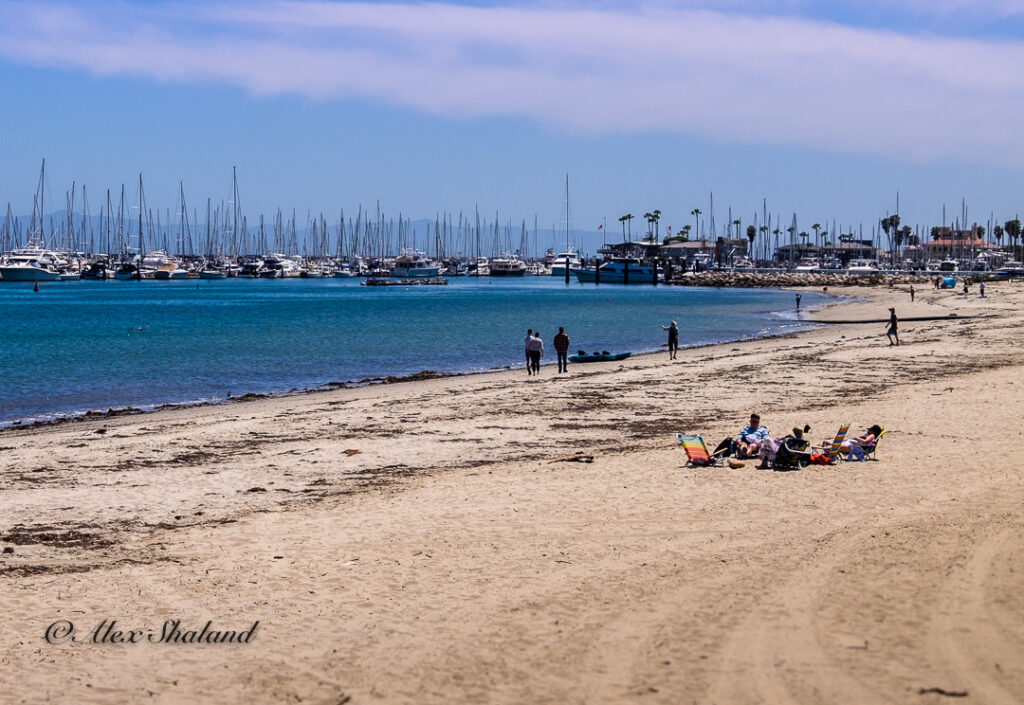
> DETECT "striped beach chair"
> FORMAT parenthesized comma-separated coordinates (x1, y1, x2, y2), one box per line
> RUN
(676, 434, 719, 467)
(823, 423, 851, 462)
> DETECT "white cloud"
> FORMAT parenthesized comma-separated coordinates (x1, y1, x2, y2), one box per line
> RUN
(2, 1, 1023, 165)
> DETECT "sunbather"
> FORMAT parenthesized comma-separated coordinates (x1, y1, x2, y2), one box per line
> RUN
(838, 424, 883, 461)
(713, 413, 770, 458)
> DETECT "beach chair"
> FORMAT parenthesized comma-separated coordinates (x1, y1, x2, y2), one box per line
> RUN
(822, 424, 851, 462)
(676, 434, 721, 467)
(861, 429, 888, 461)
(772, 437, 812, 471)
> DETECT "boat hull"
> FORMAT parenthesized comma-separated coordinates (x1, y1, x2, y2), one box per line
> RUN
(574, 266, 657, 283)
(0, 265, 62, 282)
(569, 352, 631, 363)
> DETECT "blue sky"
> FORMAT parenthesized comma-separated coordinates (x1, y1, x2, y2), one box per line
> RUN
(2, 0, 1024, 244)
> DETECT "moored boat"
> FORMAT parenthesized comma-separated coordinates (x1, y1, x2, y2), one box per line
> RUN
(574, 258, 658, 283)
(489, 253, 526, 276)
(389, 249, 440, 278)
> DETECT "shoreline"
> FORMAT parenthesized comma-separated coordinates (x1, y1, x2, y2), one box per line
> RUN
(3, 281, 1023, 704)
(0, 291, 835, 433)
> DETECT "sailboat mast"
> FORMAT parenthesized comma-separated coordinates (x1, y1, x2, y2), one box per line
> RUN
(564, 174, 571, 283)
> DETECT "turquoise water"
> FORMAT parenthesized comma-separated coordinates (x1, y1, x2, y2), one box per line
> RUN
(0, 278, 823, 426)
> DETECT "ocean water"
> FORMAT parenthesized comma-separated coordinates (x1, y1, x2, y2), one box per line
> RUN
(0, 277, 824, 426)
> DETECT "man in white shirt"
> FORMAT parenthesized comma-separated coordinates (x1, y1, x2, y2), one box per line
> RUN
(526, 332, 544, 375)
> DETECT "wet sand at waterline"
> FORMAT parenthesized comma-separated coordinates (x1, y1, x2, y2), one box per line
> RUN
(2, 282, 1023, 704)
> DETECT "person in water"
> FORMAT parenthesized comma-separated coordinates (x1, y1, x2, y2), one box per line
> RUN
(661, 321, 679, 360)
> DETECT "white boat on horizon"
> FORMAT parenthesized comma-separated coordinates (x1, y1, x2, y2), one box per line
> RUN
(549, 248, 582, 277)
(489, 252, 527, 276)
(0, 238, 71, 282)
(846, 258, 880, 274)
(390, 249, 440, 277)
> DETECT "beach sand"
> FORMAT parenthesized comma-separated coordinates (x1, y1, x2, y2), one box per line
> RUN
(2, 282, 1023, 704)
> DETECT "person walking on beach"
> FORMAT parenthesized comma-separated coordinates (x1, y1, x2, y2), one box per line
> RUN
(524, 329, 534, 375)
(661, 321, 679, 360)
(886, 307, 900, 346)
(980, 281, 986, 298)
(795, 293, 802, 311)
(527, 331, 544, 375)
(910, 285, 915, 302)
(553, 327, 570, 373)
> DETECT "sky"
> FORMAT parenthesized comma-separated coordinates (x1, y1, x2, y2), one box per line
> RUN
(2, 0, 1024, 248)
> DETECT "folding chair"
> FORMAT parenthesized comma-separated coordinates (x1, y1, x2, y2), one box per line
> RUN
(822, 423, 851, 462)
(861, 429, 888, 460)
(676, 434, 721, 467)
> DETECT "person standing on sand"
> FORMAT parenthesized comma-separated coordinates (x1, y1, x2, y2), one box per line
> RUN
(910, 285, 915, 302)
(527, 331, 544, 375)
(524, 329, 534, 375)
(980, 281, 986, 298)
(887, 307, 900, 346)
(661, 321, 679, 359)
(963, 281, 970, 298)
(554, 327, 570, 373)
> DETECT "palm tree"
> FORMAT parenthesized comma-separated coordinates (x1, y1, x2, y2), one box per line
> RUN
(798, 231, 809, 256)
(812, 222, 821, 249)
(682, 224, 692, 241)
(643, 212, 654, 239)
(619, 213, 634, 241)
(732, 218, 741, 240)
(994, 224, 1005, 249)
(691, 209, 702, 240)
(1005, 218, 1022, 259)
(746, 224, 756, 257)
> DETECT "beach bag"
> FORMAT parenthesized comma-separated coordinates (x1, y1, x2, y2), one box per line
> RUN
(809, 452, 833, 465)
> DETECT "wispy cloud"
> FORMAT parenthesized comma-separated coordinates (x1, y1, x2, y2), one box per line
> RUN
(2, 0, 1023, 165)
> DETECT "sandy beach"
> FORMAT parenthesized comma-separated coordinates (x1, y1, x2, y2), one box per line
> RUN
(2, 281, 1023, 704)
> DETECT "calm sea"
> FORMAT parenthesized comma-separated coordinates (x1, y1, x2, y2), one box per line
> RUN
(0, 277, 824, 426)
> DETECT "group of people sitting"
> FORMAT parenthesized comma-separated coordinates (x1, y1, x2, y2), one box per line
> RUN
(712, 413, 883, 468)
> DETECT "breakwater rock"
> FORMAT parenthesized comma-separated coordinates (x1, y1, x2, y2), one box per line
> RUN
(666, 272, 981, 288)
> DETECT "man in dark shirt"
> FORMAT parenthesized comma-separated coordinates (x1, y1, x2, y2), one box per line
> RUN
(553, 327, 570, 373)
(886, 308, 899, 346)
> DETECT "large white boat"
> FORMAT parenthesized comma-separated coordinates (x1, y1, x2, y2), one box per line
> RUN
(389, 249, 440, 278)
(549, 248, 582, 277)
(258, 254, 302, 278)
(793, 257, 820, 273)
(489, 253, 527, 276)
(0, 243, 69, 282)
(466, 256, 490, 276)
(846, 259, 880, 274)
(574, 258, 659, 283)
